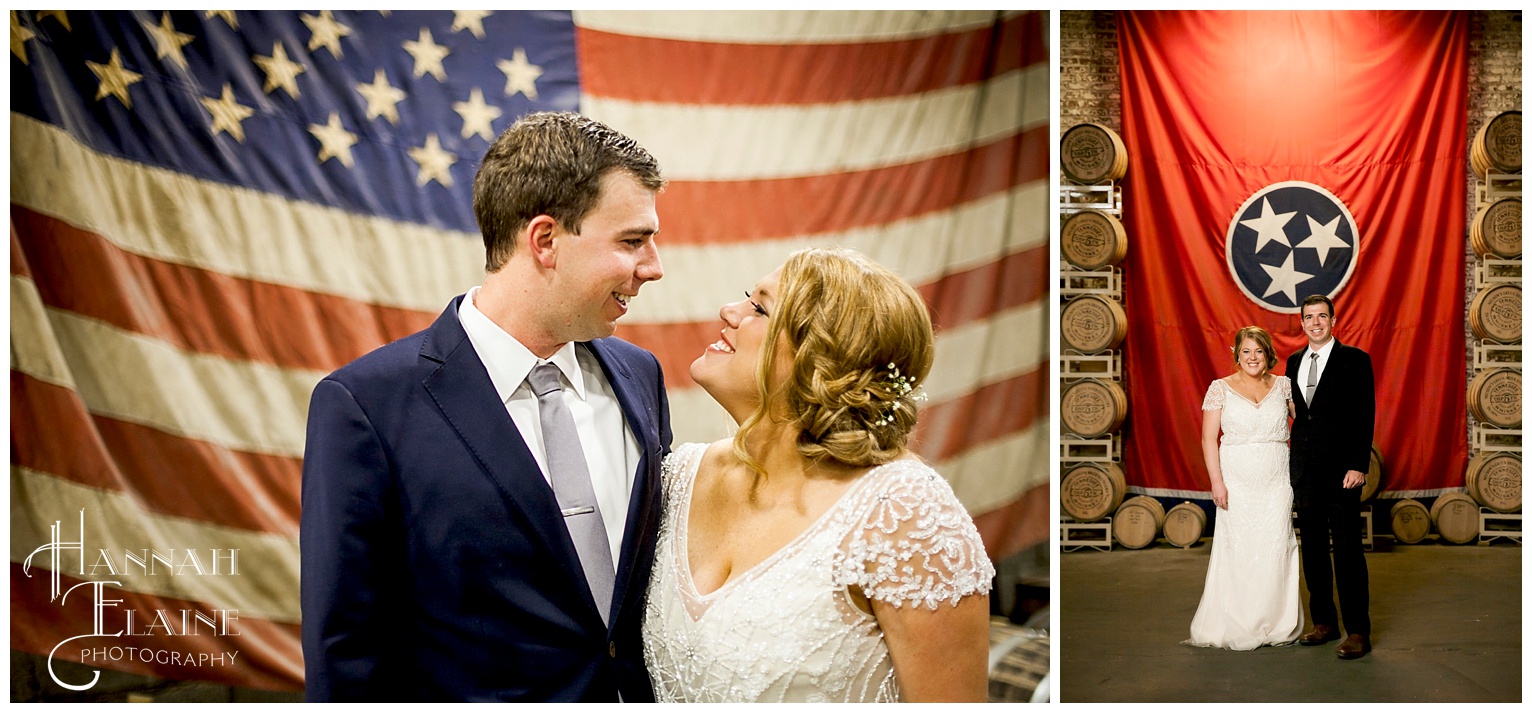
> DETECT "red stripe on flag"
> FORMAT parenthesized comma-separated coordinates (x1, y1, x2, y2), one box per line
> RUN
(12, 206, 435, 373)
(913, 368, 1046, 463)
(577, 12, 1044, 105)
(971, 484, 1049, 562)
(657, 129, 1045, 244)
(12, 372, 301, 536)
(10, 563, 302, 692)
(919, 245, 1047, 332)
(11, 220, 32, 279)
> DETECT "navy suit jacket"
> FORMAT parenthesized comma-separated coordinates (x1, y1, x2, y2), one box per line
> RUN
(1287, 340, 1375, 496)
(300, 295, 671, 701)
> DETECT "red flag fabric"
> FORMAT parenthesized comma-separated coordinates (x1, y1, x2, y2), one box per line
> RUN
(1116, 11, 1468, 498)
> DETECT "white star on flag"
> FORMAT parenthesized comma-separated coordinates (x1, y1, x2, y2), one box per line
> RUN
(404, 27, 450, 81)
(201, 83, 254, 142)
(408, 133, 457, 187)
(497, 48, 543, 99)
(87, 48, 143, 108)
(143, 12, 194, 69)
(253, 42, 306, 98)
(11, 11, 35, 64)
(1260, 251, 1315, 304)
(302, 10, 352, 59)
(308, 112, 358, 168)
(1296, 214, 1350, 266)
(454, 87, 503, 141)
(1240, 197, 1298, 252)
(452, 11, 492, 39)
(356, 69, 406, 125)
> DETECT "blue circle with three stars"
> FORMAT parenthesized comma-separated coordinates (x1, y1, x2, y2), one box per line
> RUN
(1224, 181, 1359, 314)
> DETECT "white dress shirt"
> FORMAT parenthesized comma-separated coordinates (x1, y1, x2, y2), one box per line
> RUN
(458, 286, 639, 566)
(1296, 337, 1337, 405)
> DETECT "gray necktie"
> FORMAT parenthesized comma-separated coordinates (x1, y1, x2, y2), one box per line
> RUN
(527, 363, 615, 625)
(1305, 352, 1320, 404)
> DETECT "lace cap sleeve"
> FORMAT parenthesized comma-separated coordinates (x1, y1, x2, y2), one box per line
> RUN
(1278, 375, 1293, 403)
(832, 461, 995, 610)
(1202, 380, 1225, 411)
(661, 442, 708, 499)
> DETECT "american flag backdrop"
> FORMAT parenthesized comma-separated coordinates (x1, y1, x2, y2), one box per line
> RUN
(10, 10, 1047, 691)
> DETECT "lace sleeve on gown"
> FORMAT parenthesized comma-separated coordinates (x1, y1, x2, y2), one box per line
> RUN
(1278, 375, 1292, 404)
(831, 462, 995, 610)
(660, 442, 707, 498)
(1202, 380, 1225, 411)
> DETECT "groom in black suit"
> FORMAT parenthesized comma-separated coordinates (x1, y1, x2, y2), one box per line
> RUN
(1288, 294, 1375, 659)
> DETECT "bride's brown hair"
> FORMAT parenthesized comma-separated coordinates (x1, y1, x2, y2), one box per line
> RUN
(732, 248, 935, 474)
(1231, 325, 1278, 371)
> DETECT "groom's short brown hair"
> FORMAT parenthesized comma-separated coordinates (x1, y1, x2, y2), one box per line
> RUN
(1300, 294, 1334, 317)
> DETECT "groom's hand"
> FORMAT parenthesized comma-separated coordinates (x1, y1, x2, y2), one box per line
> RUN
(1342, 470, 1365, 489)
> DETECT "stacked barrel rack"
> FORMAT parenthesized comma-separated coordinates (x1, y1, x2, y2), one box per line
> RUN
(1058, 123, 1147, 551)
(1389, 110, 1522, 546)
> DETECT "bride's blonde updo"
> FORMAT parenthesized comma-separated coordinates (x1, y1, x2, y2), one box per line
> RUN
(733, 247, 935, 471)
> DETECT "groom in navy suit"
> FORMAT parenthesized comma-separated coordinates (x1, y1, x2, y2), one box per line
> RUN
(1287, 294, 1374, 660)
(301, 112, 671, 700)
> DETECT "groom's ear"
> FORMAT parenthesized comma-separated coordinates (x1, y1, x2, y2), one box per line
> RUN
(525, 215, 560, 269)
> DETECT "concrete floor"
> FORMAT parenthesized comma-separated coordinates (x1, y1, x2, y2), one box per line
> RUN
(1060, 539, 1522, 702)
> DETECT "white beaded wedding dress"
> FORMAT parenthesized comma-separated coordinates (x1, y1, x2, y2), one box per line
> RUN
(1185, 376, 1303, 650)
(642, 442, 994, 702)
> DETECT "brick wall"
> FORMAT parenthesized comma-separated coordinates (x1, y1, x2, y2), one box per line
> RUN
(1058, 11, 1120, 133)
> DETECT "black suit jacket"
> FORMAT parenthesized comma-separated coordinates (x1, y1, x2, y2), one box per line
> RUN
(300, 295, 671, 701)
(1287, 340, 1375, 495)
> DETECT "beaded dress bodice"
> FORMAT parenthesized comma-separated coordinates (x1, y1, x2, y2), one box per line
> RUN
(641, 442, 994, 702)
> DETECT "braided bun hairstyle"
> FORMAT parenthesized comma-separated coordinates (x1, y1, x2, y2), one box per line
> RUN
(733, 248, 935, 471)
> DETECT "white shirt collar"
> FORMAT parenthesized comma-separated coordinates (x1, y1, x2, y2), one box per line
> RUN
(1307, 337, 1337, 360)
(458, 286, 587, 404)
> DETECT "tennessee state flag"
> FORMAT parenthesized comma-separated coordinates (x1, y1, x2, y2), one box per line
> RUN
(1116, 11, 1468, 498)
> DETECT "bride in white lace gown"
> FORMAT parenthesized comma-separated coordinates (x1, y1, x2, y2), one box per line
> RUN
(642, 248, 994, 702)
(1185, 327, 1303, 650)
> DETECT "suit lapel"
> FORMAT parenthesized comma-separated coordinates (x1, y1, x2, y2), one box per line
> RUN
(584, 338, 660, 629)
(418, 298, 594, 615)
(1306, 340, 1343, 410)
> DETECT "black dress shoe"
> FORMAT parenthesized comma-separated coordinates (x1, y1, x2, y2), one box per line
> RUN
(1336, 634, 1371, 659)
(1299, 625, 1339, 646)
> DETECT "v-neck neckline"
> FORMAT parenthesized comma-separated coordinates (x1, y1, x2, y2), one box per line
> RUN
(675, 446, 888, 601)
(1222, 375, 1278, 407)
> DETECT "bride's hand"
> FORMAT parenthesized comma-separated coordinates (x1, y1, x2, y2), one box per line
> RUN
(1211, 482, 1228, 510)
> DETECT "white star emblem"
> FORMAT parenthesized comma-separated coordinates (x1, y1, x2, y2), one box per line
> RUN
(403, 27, 450, 81)
(408, 133, 458, 187)
(1295, 214, 1350, 266)
(452, 10, 492, 39)
(301, 10, 352, 59)
(454, 87, 502, 141)
(12, 11, 35, 65)
(87, 48, 143, 108)
(1239, 197, 1298, 253)
(201, 82, 254, 142)
(142, 12, 195, 70)
(308, 112, 358, 168)
(204, 10, 237, 29)
(1260, 251, 1315, 305)
(253, 42, 307, 99)
(356, 69, 406, 125)
(37, 10, 69, 31)
(497, 48, 543, 99)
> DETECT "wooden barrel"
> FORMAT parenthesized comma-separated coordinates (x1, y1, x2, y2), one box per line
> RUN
(1471, 111, 1521, 178)
(1468, 368, 1522, 428)
(1061, 463, 1127, 522)
(1061, 379, 1128, 438)
(1470, 198, 1521, 259)
(1430, 492, 1481, 545)
(1061, 123, 1129, 184)
(1162, 502, 1207, 548)
(1469, 284, 1522, 344)
(1061, 210, 1128, 270)
(1061, 295, 1127, 353)
(1466, 452, 1521, 513)
(1389, 499, 1431, 544)
(1361, 443, 1385, 502)
(1114, 495, 1165, 549)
